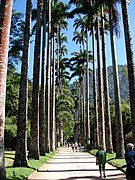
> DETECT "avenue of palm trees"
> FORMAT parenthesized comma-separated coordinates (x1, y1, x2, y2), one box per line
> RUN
(0, 0, 135, 179)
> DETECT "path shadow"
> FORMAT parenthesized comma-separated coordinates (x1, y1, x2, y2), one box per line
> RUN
(55, 154, 94, 157)
(47, 161, 96, 164)
(62, 176, 125, 180)
(60, 176, 101, 180)
(5, 156, 14, 160)
(6, 165, 36, 171)
(6, 175, 26, 180)
(52, 157, 93, 159)
(37, 168, 119, 172)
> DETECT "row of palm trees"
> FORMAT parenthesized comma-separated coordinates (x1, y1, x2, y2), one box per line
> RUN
(68, 0, 135, 158)
(0, 0, 135, 179)
(0, 0, 69, 178)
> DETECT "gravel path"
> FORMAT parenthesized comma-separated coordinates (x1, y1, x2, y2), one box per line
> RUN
(27, 147, 126, 180)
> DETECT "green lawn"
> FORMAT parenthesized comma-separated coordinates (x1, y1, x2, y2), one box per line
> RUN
(5, 151, 56, 180)
(90, 149, 126, 173)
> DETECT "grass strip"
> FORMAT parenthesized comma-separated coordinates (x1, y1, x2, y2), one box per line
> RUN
(5, 150, 56, 180)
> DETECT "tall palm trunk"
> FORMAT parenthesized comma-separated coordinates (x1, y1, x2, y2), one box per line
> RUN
(80, 77, 85, 142)
(14, 0, 32, 166)
(51, 34, 56, 150)
(96, 17, 105, 149)
(121, 0, 135, 143)
(28, 0, 42, 159)
(0, 0, 13, 178)
(39, 0, 46, 156)
(45, 0, 52, 152)
(109, 4, 124, 158)
(56, 26, 61, 146)
(100, 5, 113, 153)
(77, 84, 81, 142)
(109, 5, 124, 158)
(57, 25, 60, 94)
(82, 76, 86, 142)
(92, 19, 99, 148)
(86, 29, 90, 144)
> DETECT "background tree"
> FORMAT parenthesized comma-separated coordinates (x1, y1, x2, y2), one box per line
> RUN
(121, 0, 135, 144)
(13, 0, 32, 167)
(56, 88, 75, 142)
(108, 1, 125, 158)
(39, 0, 46, 156)
(29, 0, 42, 159)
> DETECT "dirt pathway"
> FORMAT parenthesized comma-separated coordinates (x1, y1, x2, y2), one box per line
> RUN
(27, 147, 126, 180)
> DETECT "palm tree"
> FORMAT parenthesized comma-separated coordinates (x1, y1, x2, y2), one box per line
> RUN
(0, 0, 13, 178)
(68, 0, 106, 148)
(39, 0, 46, 156)
(13, 0, 32, 166)
(56, 89, 75, 142)
(73, 15, 92, 145)
(51, 33, 56, 150)
(94, 0, 125, 157)
(55, 32, 68, 146)
(70, 50, 92, 143)
(121, 0, 135, 143)
(51, 1, 69, 147)
(45, 0, 52, 152)
(56, 32, 68, 95)
(86, 28, 90, 145)
(108, 2, 125, 158)
(56, 57, 70, 146)
(91, 7, 99, 148)
(96, 16, 105, 149)
(28, 0, 42, 159)
(51, 1, 69, 96)
(100, 5, 113, 153)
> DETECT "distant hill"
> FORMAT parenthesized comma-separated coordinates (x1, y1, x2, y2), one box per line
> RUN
(89, 65, 129, 102)
(108, 65, 129, 101)
(70, 65, 129, 102)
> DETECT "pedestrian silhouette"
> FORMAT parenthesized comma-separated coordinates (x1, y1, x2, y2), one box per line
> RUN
(96, 145, 106, 178)
(125, 143, 135, 180)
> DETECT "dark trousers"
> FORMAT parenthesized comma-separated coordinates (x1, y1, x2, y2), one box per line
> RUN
(126, 176, 135, 180)
(99, 163, 105, 176)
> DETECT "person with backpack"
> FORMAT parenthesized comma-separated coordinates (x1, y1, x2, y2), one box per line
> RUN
(125, 143, 135, 180)
(96, 145, 106, 178)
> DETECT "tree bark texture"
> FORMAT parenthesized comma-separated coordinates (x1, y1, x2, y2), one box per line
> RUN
(0, 0, 13, 178)
(109, 5, 125, 158)
(121, 0, 135, 144)
(45, 0, 52, 152)
(39, 0, 46, 156)
(96, 17, 105, 149)
(101, 5, 113, 153)
(29, 0, 42, 159)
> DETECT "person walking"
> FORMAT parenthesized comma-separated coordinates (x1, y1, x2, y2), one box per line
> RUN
(125, 143, 135, 180)
(78, 142, 82, 152)
(71, 143, 75, 152)
(75, 141, 78, 152)
(96, 145, 106, 178)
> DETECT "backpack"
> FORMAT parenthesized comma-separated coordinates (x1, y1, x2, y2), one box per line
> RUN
(97, 150, 106, 164)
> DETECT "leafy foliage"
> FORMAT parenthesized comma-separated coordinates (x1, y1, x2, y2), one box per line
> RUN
(9, 10, 25, 66)
(110, 101, 131, 150)
(56, 89, 75, 140)
(5, 66, 33, 150)
(5, 116, 17, 150)
(6, 66, 20, 117)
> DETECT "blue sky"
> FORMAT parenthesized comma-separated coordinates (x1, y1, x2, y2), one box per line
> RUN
(13, 0, 135, 80)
